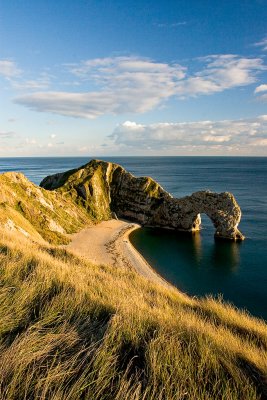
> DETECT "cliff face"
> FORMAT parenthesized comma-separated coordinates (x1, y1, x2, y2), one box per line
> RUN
(0, 172, 91, 244)
(41, 159, 244, 241)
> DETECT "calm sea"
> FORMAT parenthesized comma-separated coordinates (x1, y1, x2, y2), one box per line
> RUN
(0, 157, 267, 320)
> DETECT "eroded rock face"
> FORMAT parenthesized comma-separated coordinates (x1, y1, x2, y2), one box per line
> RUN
(0, 171, 92, 244)
(40, 159, 245, 241)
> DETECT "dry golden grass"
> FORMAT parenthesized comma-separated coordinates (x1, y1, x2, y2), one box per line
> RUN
(0, 230, 267, 399)
(0, 172, 92, 244)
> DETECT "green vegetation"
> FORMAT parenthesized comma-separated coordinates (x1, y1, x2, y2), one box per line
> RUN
(0, 230, 267, 399)
(0, 165, 266, 399)
(41, 160, 117, 221)
(40, 160, 168, 222)
(0, 172, 92, 244)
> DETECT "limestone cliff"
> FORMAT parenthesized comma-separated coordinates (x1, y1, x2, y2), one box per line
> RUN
(0, 172, 91, 244)
(41, 159, 244, 241)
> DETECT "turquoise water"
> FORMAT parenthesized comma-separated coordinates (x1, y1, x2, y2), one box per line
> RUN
(0, 157, 267, 320)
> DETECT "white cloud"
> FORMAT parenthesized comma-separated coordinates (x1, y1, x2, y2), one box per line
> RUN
(254, 37, 267, 51)
(0, 60, 52, 92)
(10, 70, 52, 90)
(11, 79, 50, 90)
(258, 93, 267, 102)
(0, 130, 16, 139)
(250, 138, 267, 146)
(176, 55, 265, 96)
(13, 56, 186, 118)
(254, 84, 267, 93)
(25, 138, 37, 145)
(202, 135, 231, 142)
(155, 21, 187, 27)
(254, 83, 267, 102)
(61, 55, 267, 98)
(14, 55, 266, 119)
(15, 91, 122, 119)
(109, 116, 267, 152)
(0, 60, 21, 78)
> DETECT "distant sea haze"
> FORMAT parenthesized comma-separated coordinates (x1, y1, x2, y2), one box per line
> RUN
(1, 156, 267, 320)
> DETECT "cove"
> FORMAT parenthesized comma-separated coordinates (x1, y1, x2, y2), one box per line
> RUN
(129, 215, 267, 321)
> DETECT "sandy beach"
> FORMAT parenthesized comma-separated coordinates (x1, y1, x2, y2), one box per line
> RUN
(67, 219, 169, 287)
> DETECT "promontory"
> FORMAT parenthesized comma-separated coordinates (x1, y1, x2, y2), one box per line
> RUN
(40, 159, 244, 241)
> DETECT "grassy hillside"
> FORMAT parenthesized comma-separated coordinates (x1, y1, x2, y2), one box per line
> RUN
(40, 160, 115, 221)
(0, 230, 267, 400)
(0, 172, 92, 244)
(0, 166, 266, 398)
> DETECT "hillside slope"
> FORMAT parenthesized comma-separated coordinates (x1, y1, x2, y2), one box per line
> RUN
(0, 172, 92, 244)
(0, 230, 267, 399)
(0, 161, 265, 399)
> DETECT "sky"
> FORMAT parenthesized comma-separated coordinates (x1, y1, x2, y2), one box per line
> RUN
(0, 0, 267, 156)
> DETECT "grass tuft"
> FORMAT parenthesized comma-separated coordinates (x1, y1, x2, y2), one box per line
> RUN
(0, 231, 266, 399)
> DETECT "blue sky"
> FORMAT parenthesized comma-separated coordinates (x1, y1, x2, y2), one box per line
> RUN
(0, 0, 267, 156)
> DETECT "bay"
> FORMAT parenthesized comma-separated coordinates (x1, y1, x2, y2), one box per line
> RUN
(0, 156, 266, 320)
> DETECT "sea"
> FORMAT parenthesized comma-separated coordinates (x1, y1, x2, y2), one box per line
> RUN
(0, 156, 266, 320)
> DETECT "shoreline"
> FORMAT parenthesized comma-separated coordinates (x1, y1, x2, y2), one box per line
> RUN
(115, 222, 171, 288)
(67, 219, 170, 288)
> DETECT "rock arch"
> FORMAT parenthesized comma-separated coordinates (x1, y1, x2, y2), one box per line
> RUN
(124, 190, 244, 241)
(40, 160, 245, 241)
(167, 191, 244, 240)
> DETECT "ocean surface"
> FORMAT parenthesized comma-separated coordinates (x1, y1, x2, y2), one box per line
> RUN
(0, 157, 266, 320)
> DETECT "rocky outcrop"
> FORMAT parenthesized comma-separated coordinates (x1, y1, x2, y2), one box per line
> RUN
(0, 172, 91, 244)
(40, 159, 245, 241)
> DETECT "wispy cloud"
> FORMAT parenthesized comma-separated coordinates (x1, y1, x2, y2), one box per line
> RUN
(254, 36, 267, 51)
(0, 62, 52, 90)
(15, 91, 122, 119)
(10, 70, 52, 90)
(0, 60, 21, 78)
(176, 55, 265, 97)
(0, 130, 17, 139)
(14, 57, 186, 118)
(25, 138, 37, 145)
(254, 84, 267, 93)
(11, 78, 50, 90)
(254, 83, 267, 102)
(256, 93, 267, 102)
(109, 116, 267, 153)
(155, 21, 187, 28)
(13, 55, 266, 119)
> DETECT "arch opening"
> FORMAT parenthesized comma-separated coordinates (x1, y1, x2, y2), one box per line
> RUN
(192, 213, 216, 236)
(199, 213, 215, 235)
